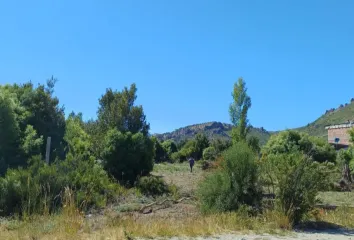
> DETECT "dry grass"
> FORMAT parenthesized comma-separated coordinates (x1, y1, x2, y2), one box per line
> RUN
(319, 206, 354, 228)
(3, 200, 354, 239)
(318, 191, 354, 207)
(0, 210, 291, 239)
(2, 164, 354, 239)
(121, 210, 291, 236)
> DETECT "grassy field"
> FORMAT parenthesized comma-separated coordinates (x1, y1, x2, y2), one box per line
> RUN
(1, 162, 354, 240)
(318, 191, 354, 207)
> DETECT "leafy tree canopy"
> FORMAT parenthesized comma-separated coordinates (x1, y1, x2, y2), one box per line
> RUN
(102, 129, 154, 184)
(98, 84, 149, 136)
(229, 78, 251, 143)
(262, 130, 336, 163)
(0, 78, 66, 173)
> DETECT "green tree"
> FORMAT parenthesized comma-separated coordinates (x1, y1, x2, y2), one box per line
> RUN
(12, 78, 66, 162)
(0, 94, 21, 175)
(161, 140, 178, 157)
(177, 139, 188, 150)
(203, 146, 217, 161)
(262, 130, 336, 163)
(102, 129, 154, 184)
(247, 136, 260, 154)
(64, 114, 92, 159)
(194, 133, 210, 159)
(21, 125, 43, 158)
(210, 138, 232, 155)
(178, 139, 198, 160)
(98, 84, 149, 136)
(229, 78, 251, 143)
(337, 148, 353, 183)
(84, 119, 103, 158)
(152, 137, 168, 163)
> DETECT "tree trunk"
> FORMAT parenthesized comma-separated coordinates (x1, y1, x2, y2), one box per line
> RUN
(342, 163, 352, 184)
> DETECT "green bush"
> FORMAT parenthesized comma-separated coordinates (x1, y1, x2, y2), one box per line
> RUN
(262, 130, 336, 163)
(0, 155, 120, 217)
(179, 140, 198, 160)
(265, 152, 334, 225)
(102, 129, 154, 184)
(194, 133, 210, 159)
(203, 147, 217, 161)
(176, 134, 210, 161)
(337, 148, 354, 183)
(210, 138, 231, 155)
(137, 176, 169, 196)
(161, 140, 178, 157)
(247, 136, 260, 154)
(198, 142, 261, 213)
(152, 137, 168, 163)
(170, 152, 182, 163)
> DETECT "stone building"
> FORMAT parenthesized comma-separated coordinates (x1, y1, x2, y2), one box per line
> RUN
(325, 122, 354, 149)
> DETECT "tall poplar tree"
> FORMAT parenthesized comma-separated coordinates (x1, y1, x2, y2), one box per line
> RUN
(229, 77, 251, 143)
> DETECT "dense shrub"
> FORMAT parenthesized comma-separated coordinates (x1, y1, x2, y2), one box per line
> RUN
(152, 137, 168, 163)
(262, 130, 336, 163)
(0, 155, 120, 217)
(337, 148, 353, 183)
(170, 152, 182, 163)
(203, 147, 217, 161)
(247, 136, 260, 154)
(0, 80, 67, 174)
(151, 138, 178, 163)
(210, 138, 232, 155)
(102, 129, 154, 184)
(263, 152, 334, 225)
(176, 139, 188, 150)
(0, 94, 21, 175)
(137, 176, 169, 196)
(198, 142, 261, 213)
(161, 140, 178, 157)
(194, 133, 210, 159)
(179, 140, 198, 160)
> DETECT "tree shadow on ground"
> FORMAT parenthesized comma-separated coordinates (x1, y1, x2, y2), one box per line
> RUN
(295, 221, 354, 236)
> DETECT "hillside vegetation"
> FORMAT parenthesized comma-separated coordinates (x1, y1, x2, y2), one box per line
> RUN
(297, 100, 354, 138)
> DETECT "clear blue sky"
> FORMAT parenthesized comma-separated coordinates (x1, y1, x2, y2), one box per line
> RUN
(1, 1, 353, 134)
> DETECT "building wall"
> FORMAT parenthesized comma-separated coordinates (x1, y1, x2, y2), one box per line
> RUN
(327, 127, 351, 145)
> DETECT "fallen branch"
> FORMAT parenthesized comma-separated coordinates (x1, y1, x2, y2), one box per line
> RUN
(139, 197, 192, 213)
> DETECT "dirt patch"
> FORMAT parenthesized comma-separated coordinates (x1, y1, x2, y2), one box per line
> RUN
(156, 232, 354, 240)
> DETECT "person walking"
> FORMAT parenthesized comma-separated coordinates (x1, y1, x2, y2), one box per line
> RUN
(188, 157, 195, 173)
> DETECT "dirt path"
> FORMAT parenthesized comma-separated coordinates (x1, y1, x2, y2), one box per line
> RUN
(159, 230, 354, 240)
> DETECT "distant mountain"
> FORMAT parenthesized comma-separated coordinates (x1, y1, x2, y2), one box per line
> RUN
(154, 121, 272, 146)
(154, 99, 354, 145)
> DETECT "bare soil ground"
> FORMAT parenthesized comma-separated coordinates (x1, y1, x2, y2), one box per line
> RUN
(159, 231, 354, 240)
